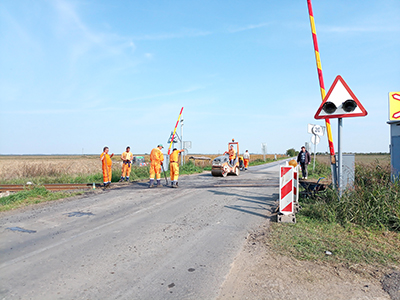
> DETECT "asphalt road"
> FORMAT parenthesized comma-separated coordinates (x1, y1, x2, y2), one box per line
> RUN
(0, 160, 284, 300)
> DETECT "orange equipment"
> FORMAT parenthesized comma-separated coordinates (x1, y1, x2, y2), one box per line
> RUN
(211, 139, 240, 177)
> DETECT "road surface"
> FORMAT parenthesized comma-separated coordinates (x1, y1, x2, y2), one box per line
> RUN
(0, 160, 284, 299)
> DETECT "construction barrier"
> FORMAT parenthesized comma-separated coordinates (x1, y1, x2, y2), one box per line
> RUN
(278, 163, 297, 223)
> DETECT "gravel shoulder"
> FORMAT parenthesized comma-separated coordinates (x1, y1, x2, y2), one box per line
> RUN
(218, 221, 394, 300)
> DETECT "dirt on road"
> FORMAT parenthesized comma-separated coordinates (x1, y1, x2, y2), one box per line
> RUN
(218, 222, 398, 300)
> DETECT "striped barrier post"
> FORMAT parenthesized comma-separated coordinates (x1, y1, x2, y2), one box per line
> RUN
(278, 165, 296, 223)
(279, 166, 293, 214)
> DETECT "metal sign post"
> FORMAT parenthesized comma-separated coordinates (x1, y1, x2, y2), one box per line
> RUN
(308, 124, 324, 171)
(261, 143, 267, 161)
(310, 134, 320, 171)
(338, 118, 343, 196)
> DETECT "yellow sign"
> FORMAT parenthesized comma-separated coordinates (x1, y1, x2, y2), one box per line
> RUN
(389, 92, 400, 120)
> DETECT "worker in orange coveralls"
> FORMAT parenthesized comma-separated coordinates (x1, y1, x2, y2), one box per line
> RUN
(120, 146, 133, 182)
(169, 148, 184, 188)
(100, 146, 114, 187)
(149, 144, 164, 188)
(243, 150, 250, 170)
(224, 145, 236, 166)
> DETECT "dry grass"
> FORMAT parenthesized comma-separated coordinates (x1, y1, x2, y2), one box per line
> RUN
(0, 156, 102, 181)
(315, 154, 390, 167)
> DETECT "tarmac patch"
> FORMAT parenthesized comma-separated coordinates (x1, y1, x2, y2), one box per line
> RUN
(6, 227, 36, 233)
(64, 211, 94, 217)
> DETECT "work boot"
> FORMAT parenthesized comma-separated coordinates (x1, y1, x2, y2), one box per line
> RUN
(171, 181, 175, 188)
(119, 177, 124, 182)
(156, 180, 161, 187)
(126, 177, 129, 182)
(149, 179, 154, 188)
(175, 181, 179, 188)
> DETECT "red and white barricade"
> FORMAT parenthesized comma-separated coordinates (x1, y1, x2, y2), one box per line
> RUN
(279, 166, 294, 215)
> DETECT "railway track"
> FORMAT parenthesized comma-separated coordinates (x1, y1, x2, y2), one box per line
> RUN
(0, 183, 101, 192)
(0, 181, 280, 192)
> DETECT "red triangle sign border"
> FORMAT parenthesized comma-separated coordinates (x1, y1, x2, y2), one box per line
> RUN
(314, 75, 368, 119)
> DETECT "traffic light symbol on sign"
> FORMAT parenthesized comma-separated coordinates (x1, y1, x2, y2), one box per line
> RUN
(314, 75, 367, 119)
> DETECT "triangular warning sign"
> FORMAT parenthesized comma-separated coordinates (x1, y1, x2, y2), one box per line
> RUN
(315, 75, 368, 119)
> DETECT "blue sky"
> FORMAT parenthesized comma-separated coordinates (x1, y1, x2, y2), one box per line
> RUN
(0, 0, 399, 155)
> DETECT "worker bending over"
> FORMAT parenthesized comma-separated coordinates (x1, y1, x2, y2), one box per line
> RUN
(120, 146, 133, 182)
(243, 150, 250, 170)
(149, 144, 164, 188)
(169, 148, 184, 188)
(224, 145, 236, 166)
(100, 146, 114, 187)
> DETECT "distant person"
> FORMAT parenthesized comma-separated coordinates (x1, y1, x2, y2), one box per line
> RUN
(243, 150, 250, 170)
(149, 144, 164, 188)
(224, 145, 236, 166)
(100, 146, 114, 187)
(297, 146, 311, 179)
(120, 146, 133, 182)
(169, 148, 184, 188)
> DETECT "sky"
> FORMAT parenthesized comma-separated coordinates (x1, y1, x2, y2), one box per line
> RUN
(0, 0, 399, 155)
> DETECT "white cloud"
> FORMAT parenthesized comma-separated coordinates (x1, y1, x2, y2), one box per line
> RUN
(227, 22, 271, 33)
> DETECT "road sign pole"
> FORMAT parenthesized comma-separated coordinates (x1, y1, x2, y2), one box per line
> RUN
(307, 0, 338, 188)
(338, 118, 343, 197)
(313, 135, 317, 171)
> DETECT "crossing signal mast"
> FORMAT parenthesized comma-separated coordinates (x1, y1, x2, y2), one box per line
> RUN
(314, 75, 367, 196)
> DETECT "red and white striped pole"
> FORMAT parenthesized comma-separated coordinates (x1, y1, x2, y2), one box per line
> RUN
(167, 107, 184, 155)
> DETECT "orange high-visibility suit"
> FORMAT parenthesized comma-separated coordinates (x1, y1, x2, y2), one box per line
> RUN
(228, 147, 236, 164)
(100, 152, 113, 183)
(228, 148, 236, 160)
(149, 148, 164, 180)
(244, 159, 249, 168)
(170, 149, 184, 181)
(243, 151, 250, 168)
(121, 151, 134, 178)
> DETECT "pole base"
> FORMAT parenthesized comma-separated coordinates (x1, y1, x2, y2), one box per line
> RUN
(277, 213, 296, 224)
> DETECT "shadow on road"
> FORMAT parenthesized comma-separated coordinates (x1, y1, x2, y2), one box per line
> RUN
(208, 189, 278, 219)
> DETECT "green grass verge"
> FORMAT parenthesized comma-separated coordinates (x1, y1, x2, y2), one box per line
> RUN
(269, 218, 400, 268)
(270, 160, 400, 270)
(0, 187, 83, 212)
